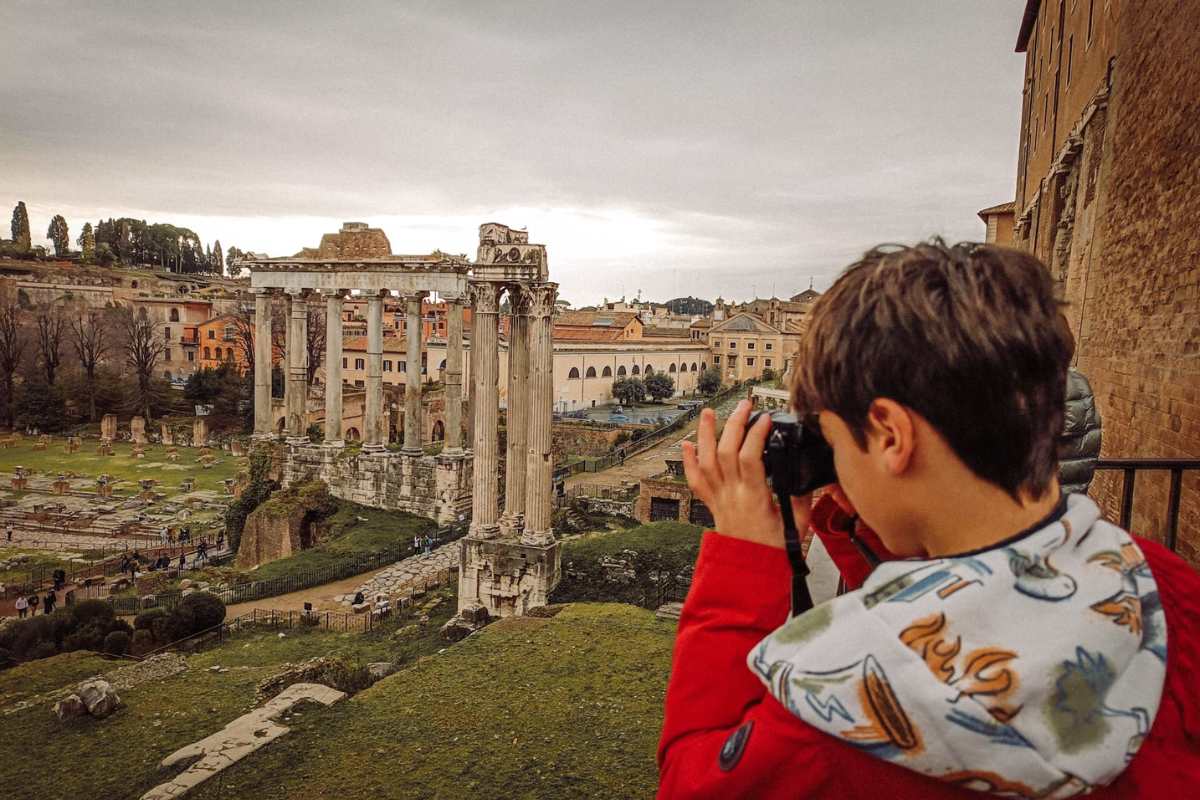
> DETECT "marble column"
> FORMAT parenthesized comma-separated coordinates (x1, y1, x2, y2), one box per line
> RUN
(469, 282, 500, 538)
(523, 282, 557, 545)
(285, 289, 308, 443)
(500, 286, 531, 535)
(363, 291, 385, 452)
(252, 288, 274, 438)
(444, 295, 465, 455)
(322, 289, 345, 447)
(402, 292, 426, 454)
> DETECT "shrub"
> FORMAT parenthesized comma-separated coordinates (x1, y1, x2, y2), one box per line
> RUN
(103, 630, 131, 656)
(131, 628, 156, 656)
(178, 592, 226, 632)
(698, 367, 722, 395)
(225, 446, 278, 553)
(27, 641, 57, 661)
(134, 607, 168, 636)
(645, 372, 676, 402)
(70, 599, 117, 629)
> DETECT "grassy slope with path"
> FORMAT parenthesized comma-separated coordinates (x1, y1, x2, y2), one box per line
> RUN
(0, 587, 458, 800)
(189, 603, 676, 800)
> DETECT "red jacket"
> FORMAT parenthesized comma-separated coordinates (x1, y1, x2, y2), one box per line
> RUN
(657, 501, 1200, 798)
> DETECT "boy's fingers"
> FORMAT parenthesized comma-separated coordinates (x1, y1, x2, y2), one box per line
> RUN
(696, 409, 722, 484)
(681, 441, 713, 503)
(717, 400, 752, 481)
(738, 411, 771, 484)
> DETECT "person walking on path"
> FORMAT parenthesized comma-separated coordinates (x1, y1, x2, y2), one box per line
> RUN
(27, 594, 38, 616)
(43, 590, 55, 615)
(5, 524, 12, 542)
(178, 552, 186, 572)
(15, 595, 27, 618)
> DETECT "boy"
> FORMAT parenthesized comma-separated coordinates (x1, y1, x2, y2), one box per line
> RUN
(658, 241, 1200, 798)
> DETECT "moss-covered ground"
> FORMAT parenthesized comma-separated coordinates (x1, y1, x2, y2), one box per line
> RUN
(0, 548, 81, 584)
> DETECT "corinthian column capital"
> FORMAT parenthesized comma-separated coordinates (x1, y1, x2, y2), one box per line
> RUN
(470, 282, 500, 314)
(526, 281, 558, 318)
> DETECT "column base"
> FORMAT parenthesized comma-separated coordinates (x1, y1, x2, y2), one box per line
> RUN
(252, 432, 277, 442)
(322, 440, 345, 449)
(400, 446, 423, 457)
(361, 443, 386, 454)
(470, 522, 500, 540)
(498, 512, 525, 538)
(520, 529, 555, 547)
(286, 436, 309, 446)
(440, 447, 466, 458)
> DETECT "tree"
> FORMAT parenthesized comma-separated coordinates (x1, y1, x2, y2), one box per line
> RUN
(226, 246, 246, 278)
(78, 222, 96, 263)
(305, 306, 326, 387)
(761, 367, 776, 383)
(10, 202, 31, 251)
(697, 366, 722, 396)
(116, 306, 164, 420)
(46, 215, 69, 257)
(69, 308, 111, 422)
(0, 301, 26, 427)
(645, 372, 675, 402)
(212, 240, 224, 275)
(612, 377, 646, 406)
(34, 305, 66, 386)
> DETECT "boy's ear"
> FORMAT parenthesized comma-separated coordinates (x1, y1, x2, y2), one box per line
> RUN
(866, 398, 916, 476)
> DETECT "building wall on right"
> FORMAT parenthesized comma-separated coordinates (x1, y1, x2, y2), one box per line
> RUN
(1015, 1, 1200, 562)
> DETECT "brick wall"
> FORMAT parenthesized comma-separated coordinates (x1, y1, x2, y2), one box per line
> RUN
(1075, 2, 1200, 563)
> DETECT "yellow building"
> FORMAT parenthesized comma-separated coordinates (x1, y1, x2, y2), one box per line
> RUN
(708, 313, 800, 383)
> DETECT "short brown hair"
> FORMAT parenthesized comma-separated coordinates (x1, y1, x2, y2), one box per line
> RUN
(792, 240, 1071, 499)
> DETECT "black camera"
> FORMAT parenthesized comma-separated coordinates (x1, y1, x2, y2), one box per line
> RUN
(746, 409, 837, 497)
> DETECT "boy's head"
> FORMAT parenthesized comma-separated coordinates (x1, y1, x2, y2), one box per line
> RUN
(792, 240, 1071, 554)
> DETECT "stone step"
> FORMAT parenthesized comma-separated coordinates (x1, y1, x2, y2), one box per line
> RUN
(654, 602, 683, 621)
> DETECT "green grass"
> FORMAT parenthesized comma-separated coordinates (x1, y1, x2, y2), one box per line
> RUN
(0, 651, 112, 708)
(552, 522, 702, 607)
(0, 438, 244, 498)
(0, 548, 80, 584)
(188, 603, 675, 800)
(561, 521, 702, 563)
(0, 588, 458, 800)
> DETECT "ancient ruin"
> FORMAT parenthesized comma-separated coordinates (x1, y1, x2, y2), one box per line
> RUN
(246, 222, 560, 618)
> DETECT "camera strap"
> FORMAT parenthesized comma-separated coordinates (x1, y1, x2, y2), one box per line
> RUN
(776, 489, 813, 617)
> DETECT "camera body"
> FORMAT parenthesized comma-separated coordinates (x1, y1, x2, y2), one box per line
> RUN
(747, 409, 837, 497)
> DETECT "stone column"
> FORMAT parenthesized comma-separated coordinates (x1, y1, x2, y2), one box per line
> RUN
(286, 289, 308, 443)
(469, 282, 500, 538)
(252, 288, 274, 438)
(402, 292, 426, 454)
(322, 289, 345, 447)
(500, 286, 531, 535)
(523, 282, 557, 545)
(363, 291, 385, 452)
(444, 294, 465, 455)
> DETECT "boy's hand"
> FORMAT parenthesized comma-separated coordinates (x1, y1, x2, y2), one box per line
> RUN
(681, 400, 811, 549)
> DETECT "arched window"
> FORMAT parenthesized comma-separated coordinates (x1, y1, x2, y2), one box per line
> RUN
(432, 420, 445, 441)
(617, 365, 627, 377)
(203, 347, 211, 359)
(169, 308, 180, 322)
(227, 348, 235, 361)
(601, 366, 612, 377)
(691, 362, 698, 372)
(585, 366, 597, 378)
(439, 359, 446, 371)
(631, 365, 640, 376)
(568, 367, 581, 379)
(645, 365, 654, 375)
(669, 363, 677, 373)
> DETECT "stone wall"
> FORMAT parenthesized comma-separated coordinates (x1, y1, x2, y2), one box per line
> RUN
(457, 537, 560, 618)
(1069, 7, 1200, 563)
(551, 419, 637, 457)
(310, 222, 391, 259)
(282, 445, 472, 525)
(237, 504, 308, 568)
(634, 476, 695, 524)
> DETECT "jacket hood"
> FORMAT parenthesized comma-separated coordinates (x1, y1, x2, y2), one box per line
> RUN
(749, 494, 1168, 798)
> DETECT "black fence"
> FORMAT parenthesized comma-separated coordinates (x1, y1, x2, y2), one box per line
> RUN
(1095, 458, 1200, 553)
(106, 523, 468, 615)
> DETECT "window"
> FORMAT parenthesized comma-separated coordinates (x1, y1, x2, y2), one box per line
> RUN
(713, 355, 721, 365)
(746, 357, 755, 366)
(568, 367, 581, 379)
(203, 347, 211, 359)
(585, 366, 597, 378)
(187, 351, 194, 362)
(729, 341, 736, 348)
(712, 339, 720, 348)
(439, 359, 446, 370)
(223, 325, 236, 341)
(227, 348, 234, 361)
(1087, 0, 1095, 42)
(617, 365, 627, 377)
(632, 365, 640, 375)
(164, 349, 172, 362)
(668, 363, 677, 373)
(765, 358, 772, 367)
(207, 329, 215, 339)
(164, 326, 171, 340)
(765, 343, 773, 351)
(169, 308, 180, 322)
(342, 358, 348, 368)
(602, 366, 612, 377)
(747, 342, 755, 350)
(399, 361, 406, 372)
(354, 380, 364, 387)
(355, 358, 365, 370)
(691, 362, 697, 372)
(1067, 35, 1074, 84)
(384, 360, 392, 372)
(645, 365, 654, 375)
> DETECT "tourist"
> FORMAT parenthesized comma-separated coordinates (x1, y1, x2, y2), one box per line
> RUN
(43, 590, 55, 615)
(216, 532, 225, 551)
(413, 535, 420, 554)
(658, 241, 1200, 797)
(14, 594, 27, 618)
(160, 525, 169, 546)
(4, 524, 11, 542)
(53, 569, 65, 591)
(178, 552, 186, 571)
(27, 594, 38, 615)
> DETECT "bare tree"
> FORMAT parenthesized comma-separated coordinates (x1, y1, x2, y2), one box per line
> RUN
(34, 304, 67, 386)
(305, 306, 326, 387)
(116, 305, 164, 420)
(0, 301, 27, 428)
(69, 308, 112, 422)
(233, 300, 257, 377)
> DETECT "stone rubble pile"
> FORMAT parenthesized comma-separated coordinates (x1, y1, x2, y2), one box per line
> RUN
(339, 541, 457, 605)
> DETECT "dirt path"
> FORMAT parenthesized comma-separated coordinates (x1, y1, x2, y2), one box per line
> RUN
(222, 564, 394, 618)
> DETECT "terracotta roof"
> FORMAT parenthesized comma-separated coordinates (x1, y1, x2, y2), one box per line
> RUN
(342, 335, 410, 353)
(789, 289, 821, 303)
(690, 318, 713, 329)
(552, 326, 624, 342)
(555, 310, 639, 328)
(642, 326, 691, 339)
(978, 201, 1016, 220)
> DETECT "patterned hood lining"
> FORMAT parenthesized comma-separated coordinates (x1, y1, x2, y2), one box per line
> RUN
(750, 494, 1167, 798)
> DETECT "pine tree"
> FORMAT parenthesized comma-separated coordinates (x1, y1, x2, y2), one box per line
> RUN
(46, 215, 70, 257)
(10, 202, 31, 251)
(78, 222, 96, 263)
(212, 240, 224, 275)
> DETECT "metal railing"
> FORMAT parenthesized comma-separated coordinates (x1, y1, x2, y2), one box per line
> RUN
(1095, 458, 1200, 553)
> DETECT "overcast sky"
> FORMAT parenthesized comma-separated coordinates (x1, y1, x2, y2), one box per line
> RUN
(1, 1, 1027, 307)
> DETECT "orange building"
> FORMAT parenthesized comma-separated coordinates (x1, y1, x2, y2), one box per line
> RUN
(196, 314, 246, 372)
